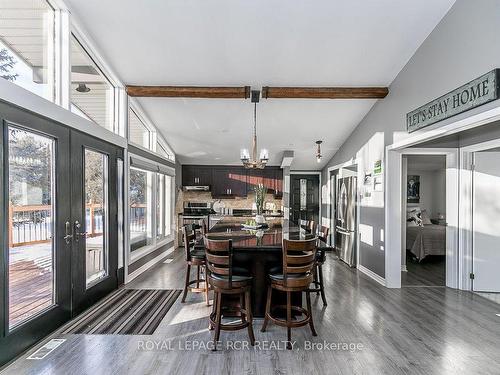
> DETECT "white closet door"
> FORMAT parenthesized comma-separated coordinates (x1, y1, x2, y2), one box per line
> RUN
(473, 151, 500, 292)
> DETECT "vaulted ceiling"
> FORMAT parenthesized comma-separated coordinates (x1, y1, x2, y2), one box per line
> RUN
(65, 0, 455, 169)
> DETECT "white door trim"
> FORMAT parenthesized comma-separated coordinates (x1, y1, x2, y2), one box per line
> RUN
(386, 148, 459, 288)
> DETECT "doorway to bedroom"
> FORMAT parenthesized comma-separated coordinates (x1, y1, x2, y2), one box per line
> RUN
(402, 155, 447, 287)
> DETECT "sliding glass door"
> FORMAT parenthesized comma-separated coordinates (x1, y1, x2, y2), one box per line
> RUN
(0, 101, 123, 365)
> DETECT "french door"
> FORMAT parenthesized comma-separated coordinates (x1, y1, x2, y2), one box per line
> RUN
(0, 102, 122, 365)
(70, 132, 121, 314)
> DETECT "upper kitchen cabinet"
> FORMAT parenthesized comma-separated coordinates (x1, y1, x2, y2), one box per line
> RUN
(247, 167, 282, 196)
(212, 167, 247, 198)
(182, 165, 212, 186)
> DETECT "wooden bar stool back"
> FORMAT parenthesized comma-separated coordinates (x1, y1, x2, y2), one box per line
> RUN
(299, 219, 316, 234)
(310, 226, 329, 306)
(180, 224, 209, 305)
(204, 237, 255, 349)
(261, 238, 318, 349)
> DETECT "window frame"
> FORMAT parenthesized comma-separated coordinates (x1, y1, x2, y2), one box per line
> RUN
(128, 104, 153, 150)
(128, 153, 175, 263)
(69, 32, 118, 134)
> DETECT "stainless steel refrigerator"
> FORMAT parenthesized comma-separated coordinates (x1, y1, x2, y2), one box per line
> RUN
(335, 176, 357, 267)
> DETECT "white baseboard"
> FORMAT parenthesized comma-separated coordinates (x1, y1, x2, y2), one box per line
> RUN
(126, 246, 174, 283)
(358, 264, 386, 286)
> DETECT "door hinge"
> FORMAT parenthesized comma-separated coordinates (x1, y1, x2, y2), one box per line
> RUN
(469, 272, 475, 280)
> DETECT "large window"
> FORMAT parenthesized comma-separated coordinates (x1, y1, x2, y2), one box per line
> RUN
(129, 167, 153, 252)
(70, 34, 115, 132)
(0, 0, 55, 101)
(129, 159, 173, 254)
(129, 108, 151, 148)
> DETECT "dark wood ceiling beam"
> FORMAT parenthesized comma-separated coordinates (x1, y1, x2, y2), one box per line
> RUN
(261, 86, 389, 99)
(126, 85, 251, 98)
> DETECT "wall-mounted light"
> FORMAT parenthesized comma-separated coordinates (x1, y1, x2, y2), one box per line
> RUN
(316, 140, 322, 163)
(76, 83, 90, 93)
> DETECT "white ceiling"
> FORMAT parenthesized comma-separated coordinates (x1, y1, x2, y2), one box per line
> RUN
(65, 0, 455, 169)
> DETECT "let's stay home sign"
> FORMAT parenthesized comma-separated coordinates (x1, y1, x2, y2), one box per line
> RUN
(406, 69, 500, 133)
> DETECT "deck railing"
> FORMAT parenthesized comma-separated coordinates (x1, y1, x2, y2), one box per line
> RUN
(9, 203, 147, 247)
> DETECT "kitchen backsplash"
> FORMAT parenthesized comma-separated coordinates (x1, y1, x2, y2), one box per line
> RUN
(175, 190, 283, 214)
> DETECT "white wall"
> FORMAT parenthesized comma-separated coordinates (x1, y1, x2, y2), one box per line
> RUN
(321, 0, 500, 278)
(406, 169, 446, 219)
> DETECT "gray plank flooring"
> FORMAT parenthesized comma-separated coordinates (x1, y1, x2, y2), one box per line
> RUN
(3, 248, 500, 375)
(402, 255, 446, 287)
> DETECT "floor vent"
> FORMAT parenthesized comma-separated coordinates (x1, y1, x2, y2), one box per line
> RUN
(27, 338, 66, 360)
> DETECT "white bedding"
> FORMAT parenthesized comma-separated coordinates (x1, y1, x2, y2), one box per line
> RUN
(406, 224, 446, 261)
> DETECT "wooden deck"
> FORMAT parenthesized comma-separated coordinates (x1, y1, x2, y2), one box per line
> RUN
(9, 255, 53, 328)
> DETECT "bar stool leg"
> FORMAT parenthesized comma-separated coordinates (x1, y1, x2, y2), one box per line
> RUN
(245, 290, 255, 345)
(181, 264, 191, 303)
(196, 266, 200, 288)
(213, 291, 222, 350)
(306, 291, 317, 336)
(313, 267, 320, 295)
(239, 293, 246, 324)
(286, 291, 292, 350)
(261, 285, 272, 332)
(204, 265, 210, 306)
(318, 264, 327, 306)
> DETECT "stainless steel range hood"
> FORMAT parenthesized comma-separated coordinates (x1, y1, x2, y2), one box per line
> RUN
(183, 185, 210, 191)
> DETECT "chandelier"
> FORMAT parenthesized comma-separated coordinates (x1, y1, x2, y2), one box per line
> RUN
(240, 90, 269, 169)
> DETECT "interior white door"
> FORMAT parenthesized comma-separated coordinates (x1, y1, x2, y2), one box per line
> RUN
(472, 151, 500, 292)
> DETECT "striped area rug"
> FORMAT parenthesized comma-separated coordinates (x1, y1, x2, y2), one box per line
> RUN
(63, 289, 181, 335)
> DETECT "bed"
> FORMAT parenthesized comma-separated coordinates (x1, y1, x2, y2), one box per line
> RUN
(406, 224, 446, 261)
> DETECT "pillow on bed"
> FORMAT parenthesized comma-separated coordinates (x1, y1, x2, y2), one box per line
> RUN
(407, 220, 420, 227)
(421, 209, 432, 225)
(407, 208, 423, 226)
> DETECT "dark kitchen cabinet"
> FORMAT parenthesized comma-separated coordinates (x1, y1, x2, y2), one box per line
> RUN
(247, 167, 282, 196)
(212, 167, 247, 198)
(182, 165, 212, 186)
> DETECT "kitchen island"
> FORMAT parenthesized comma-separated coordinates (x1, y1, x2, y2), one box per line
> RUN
(203, 217, 328, 317)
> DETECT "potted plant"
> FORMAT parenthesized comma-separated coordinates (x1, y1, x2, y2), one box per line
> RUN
(254, 183, 266, 224)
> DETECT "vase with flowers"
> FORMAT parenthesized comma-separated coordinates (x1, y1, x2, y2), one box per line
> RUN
(254, 183, 266, 224)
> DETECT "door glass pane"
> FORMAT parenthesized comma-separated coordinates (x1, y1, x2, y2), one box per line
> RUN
(0, 0, 55, 101)
(156, 173, 164, 239)
(300, 178, 307, 210)
(70, 35, 115, 132)
(129, 167, 153, 251)
(8, 126, 55, 329)
(84, 149, 108, 287)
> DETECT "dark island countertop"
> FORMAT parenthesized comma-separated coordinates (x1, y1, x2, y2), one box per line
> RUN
(205, 217, 327, 249)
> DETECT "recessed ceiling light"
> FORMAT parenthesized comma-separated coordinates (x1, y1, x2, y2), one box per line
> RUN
(496, 313, 500, 317)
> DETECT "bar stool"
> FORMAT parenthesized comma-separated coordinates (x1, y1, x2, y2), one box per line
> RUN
(204, 237, 255, 350)
(310, 226, 329, 306)
(299, 219, 316, 234)
(261, 238, 318, 349)
(181, 224, 209, 305)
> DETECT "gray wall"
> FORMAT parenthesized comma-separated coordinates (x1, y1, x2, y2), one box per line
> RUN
(321, 0, 500, 278)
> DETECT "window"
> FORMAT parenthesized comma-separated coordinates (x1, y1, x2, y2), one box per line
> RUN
(129, 107, 151, 148)
(129, 157, 174, 254)
(0, 0, 55, 101)
(70, 34, 115, 132)
(129, 167, 153, 251)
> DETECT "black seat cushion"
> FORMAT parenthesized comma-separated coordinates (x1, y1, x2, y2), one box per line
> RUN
(189, 248, 205, 259)
(315, 250, 326, 263)
(209, 273, 252, 283)
(269, 266, 283, 275)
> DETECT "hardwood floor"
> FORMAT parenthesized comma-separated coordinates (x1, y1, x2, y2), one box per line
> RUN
(3, 248, 500, 375)
(402, 255, 446, 287)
